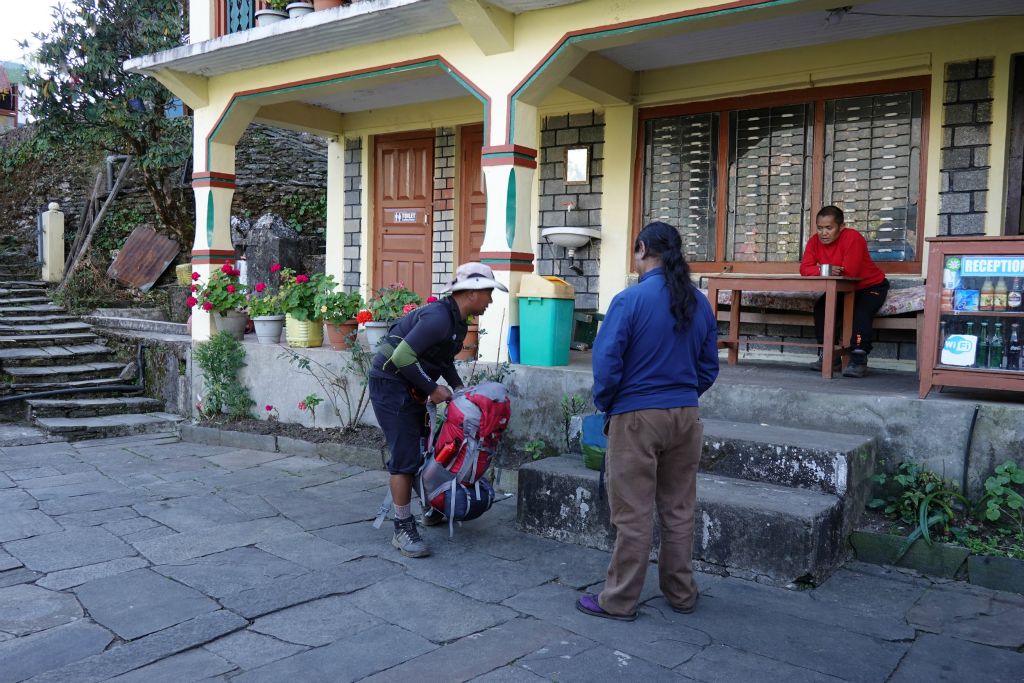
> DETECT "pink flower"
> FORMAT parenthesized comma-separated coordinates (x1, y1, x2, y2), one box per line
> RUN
(298, 401, 307, 411)
(295, 274, 309, 284)
(403, 303, 418, 314)
(226, 285, 236, 293)
(202, 302, 213, 311)
(186, 296, 198, 307)
(190, 285, 197, 292)
(426, 296, 438, 303)
(265, 405, 273, 412)
(255, 282, 266, 293)
(191, 272, 200, 281)
(270, 263, 282, 273)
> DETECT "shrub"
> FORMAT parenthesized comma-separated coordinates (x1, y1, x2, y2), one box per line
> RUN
(193, 332, 254, 419)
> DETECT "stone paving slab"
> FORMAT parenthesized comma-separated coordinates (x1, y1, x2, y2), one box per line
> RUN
(676, 643, 846, 682)
(250, 595, 383, 646)
(4, 526, 135, 572)
(255, 532, 362, 570)
(0, 511, 61, 543)
(130, 517, 304, 565)
(906, 581, 1024, 648)
(203, 630, 309, 672)
(888, 633, 1024, 682)
(35, 557, 150, 591)
(0, 584, 82, 636)
(0, 620, 113, 683)
(153, 547, 309, 598)
(105, 648, 235, 683)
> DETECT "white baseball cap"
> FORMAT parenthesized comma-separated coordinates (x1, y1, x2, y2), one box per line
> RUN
(444, 262, 509, 293)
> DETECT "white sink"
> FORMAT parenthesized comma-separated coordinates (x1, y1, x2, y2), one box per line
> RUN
(541, 227, 602, 255)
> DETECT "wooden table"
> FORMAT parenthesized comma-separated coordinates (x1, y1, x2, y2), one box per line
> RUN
(705, 274, 860, 379)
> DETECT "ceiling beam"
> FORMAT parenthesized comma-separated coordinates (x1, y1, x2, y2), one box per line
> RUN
(254, 102, 344, 138)
(150, 68, 209, 109)
(447, 0, 514, 55)
(561, 52, 634, 105)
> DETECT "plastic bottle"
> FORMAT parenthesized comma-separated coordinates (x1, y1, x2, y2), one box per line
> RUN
(979, 278, 994, 311)
(990, 322, 1004, 369)
(994, 278, 1008, 311)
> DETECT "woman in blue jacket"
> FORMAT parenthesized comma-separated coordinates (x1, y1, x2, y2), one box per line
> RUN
(577, 222, 719, 621)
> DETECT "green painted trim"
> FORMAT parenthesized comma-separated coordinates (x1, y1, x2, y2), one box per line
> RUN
(508, 0, 798, 141)
(480, 258, 533, 265)
(205, 193, 215, 245)
(504, 168, 516, 249)
(482, 151, 536, 161)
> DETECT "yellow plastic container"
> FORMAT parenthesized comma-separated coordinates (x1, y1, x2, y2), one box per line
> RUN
(285, 315, 324, 348)
(518, 275, 575, 366)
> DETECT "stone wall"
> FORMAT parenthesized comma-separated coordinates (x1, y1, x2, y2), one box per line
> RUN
(432, 128, 456, 295)
(536, 111, 604, 310)
(938, 58, 994, 235)
(343, 137, 362, 292)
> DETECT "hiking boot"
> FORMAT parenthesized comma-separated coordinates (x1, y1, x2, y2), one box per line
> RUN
(842, 350, 869, 378)
(421, 508, 445, 527)
(808, 352, 842, 372)
(392, 516, 430, 558)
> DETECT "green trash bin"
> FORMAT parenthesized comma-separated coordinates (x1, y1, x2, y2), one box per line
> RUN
(517, 274, 575, 366)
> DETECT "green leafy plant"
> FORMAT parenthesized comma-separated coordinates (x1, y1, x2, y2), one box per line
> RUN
(246, 288, 283, 318)
(278, 267, 338, 321)
(193, 332, 254, 419)
(525, 439, 548, 461)
(266, 0, 289, 9)
(299, 393, 323, 428)
(281, 192, 327, 235)
(318, 290, 364, 325)
(560, 392, 589, 451)
(279, 342, 374, 431)
(96, 207, 145, 252)
(368, 283, 422, 322)
(975, 460, 1024, 534)
(189, 262, 246, 314)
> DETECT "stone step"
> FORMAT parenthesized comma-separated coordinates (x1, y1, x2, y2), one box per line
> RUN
(0, 282, 48, 291)
(517, 456, 846, 585)
(0, 322, 93, 336)
(0, 314, 80, 324)
(34, 413, 183, 441)
(0, 268, 39, 278)
(3, 362, 126, 385)
(0, 332, 100, 349)
(0, 296, 51, 306)
(0, 343, 114, 367)
(700, 419, 875, 497)
(0, 304, 65, 315)
(6, 377, 134, 395)
(83, 316, 188, 336)
(27, 396, 164, 419)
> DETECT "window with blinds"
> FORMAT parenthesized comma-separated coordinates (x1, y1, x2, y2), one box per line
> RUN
(642, 114, 718, 262)
(823, 91, 923, 261)
(637, 81, 926, 269)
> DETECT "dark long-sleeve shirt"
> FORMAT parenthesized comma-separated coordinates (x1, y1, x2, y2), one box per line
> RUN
(592, 268, 719, 416)
(370, 297, 466, 396)
(800, 228, 886, 289)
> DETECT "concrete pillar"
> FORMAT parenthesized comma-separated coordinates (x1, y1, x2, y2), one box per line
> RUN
(477, 101, 539, 362)
(40, 202, 64, 283)
(189, 0, 216, 43)
(598, 105, 637, 312)
(191, 140, 238, 342)
(325, 136, 345, 285)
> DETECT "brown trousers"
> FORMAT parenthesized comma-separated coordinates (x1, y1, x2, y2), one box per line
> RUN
(598, 406, 702, 616)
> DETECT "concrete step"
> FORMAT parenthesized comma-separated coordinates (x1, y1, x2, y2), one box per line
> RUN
(83, 316, 188, 336)
(0, 322, 93, 336)
(34, 412, 184, 441)
(701, 419, 875, 497)
(0, 343, 114, 366)
(27, 396, 164, 419)
(0, 332, 100, 349)
(3, 362, 126, 385)
(517, 456, 846, 585)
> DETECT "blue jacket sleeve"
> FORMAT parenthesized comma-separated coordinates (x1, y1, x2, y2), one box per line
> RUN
(592, 296, 631, 413)
(696, 302, 719, 396)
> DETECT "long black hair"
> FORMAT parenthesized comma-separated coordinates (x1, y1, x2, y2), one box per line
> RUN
(635, 221, 696, 331)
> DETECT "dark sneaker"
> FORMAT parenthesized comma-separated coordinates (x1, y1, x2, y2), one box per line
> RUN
(421, 508, 445, 527)
(842, 350, 868, 378)
(809, 352, 842, 372)
(575, 593, 638, 622)
(392, 516, 430, 557)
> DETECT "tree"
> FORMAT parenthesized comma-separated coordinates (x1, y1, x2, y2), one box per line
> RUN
(21, 0, 193, 246)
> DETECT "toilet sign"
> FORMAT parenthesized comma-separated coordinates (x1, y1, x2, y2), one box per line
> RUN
(393, 211, 419, 223)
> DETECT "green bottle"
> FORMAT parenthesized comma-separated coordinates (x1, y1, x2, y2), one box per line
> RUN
(990, 322, 1004, 369)
(977, 322, 989, 369)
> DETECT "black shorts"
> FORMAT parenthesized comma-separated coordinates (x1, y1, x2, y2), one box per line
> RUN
(369, 375, 427, 475)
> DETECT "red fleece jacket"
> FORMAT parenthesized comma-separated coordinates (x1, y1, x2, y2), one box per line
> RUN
(800, 227, 885, 290)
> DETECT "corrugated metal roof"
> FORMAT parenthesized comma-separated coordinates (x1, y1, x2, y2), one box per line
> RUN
(107, 226, 181, 292)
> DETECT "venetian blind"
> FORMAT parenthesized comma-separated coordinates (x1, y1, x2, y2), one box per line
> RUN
(727, 104, 813, 262)
(642, 114, 718, 262)
(823, 91, 923, 261)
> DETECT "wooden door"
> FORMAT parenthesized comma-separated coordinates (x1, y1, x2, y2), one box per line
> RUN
(374, 131, 434, 300)
(459, 124, 487, 264)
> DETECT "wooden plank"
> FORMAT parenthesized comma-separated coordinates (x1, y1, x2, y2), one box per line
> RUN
(106, 226, 180, 292)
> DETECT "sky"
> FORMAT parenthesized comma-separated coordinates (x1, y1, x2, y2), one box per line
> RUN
(0, 0, 69, 64)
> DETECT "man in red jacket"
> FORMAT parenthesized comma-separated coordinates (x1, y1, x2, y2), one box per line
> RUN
(800, 206, 889, 377)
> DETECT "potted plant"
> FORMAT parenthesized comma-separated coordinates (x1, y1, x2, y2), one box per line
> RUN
(313, 0, 346, 9)
(188, 262, 248, 341)
(279, 267, 336, 348)
(320, 290, 364, 350)
(247, 279, 285, 344)
(456, 310, 478, 360)
(286, 1, 315, 18)
(362, 282, 422, 350)
(256, 0, 289, 26)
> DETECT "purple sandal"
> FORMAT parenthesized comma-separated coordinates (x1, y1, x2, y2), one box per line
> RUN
(575, 593, 638, 622)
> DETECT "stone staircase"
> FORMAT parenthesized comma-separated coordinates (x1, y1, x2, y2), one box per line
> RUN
(0, 258, 182, 440)
(517, 419, 876, 586)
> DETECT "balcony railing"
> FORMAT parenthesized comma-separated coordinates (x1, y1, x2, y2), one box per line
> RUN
(213, 1, 367, 37)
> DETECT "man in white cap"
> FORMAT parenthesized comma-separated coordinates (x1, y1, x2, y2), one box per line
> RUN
(368, 262, 508, 557)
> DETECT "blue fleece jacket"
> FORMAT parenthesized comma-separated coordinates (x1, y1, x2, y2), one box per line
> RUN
(592, 268, 719, 415)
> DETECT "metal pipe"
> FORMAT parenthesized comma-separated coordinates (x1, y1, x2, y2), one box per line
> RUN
(961, 404, 981, 494)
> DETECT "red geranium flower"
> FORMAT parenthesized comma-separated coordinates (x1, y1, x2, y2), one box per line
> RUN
(191, 272, 200, 281)
(226, 285, 236, 293)
(231, 269, 241, 277)
(190, 285, 197, 292)
(202, 301, 213, 311)
(426, 296, 438, 303)
(265, 405, 273, 412)
(295, 274, 309, 284)
(255, 282, 266, 293)
(221, 262, 233, 274)
(403, 303, 417, 314)
(298, 401, 307, 411)
(270, 263, 282, 273)
(356, 310, 373, 324)
(186, 296, 198, 307)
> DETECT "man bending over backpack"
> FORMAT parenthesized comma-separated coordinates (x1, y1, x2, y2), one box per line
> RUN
(369, 263, 507, 558)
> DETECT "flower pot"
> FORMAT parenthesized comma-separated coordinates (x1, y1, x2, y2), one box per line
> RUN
(255, 9, 288, 26)
(325, 319, 358, 350)
(287, 2, 314, 18)
(212, 310, 249, 341)
(313, 0, 345, 9)
(362, 321, 391, 352)
(175, 263, 193, 286)
(285, 314, 324, 348)
(456, 324, 479, 361)
(252, 315, 285, 344)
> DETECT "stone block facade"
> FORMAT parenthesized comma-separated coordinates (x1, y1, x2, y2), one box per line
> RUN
(342, 137, 362, 292)
(536, 111, 604, 310)
(432, 128, 456, 294)
(939, 59, 994, 235)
